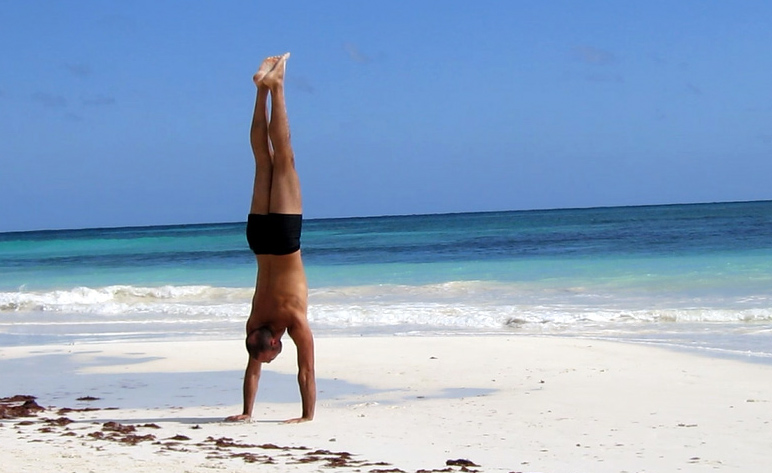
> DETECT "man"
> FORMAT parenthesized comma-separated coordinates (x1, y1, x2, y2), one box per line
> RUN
(225, 53, 316, 424)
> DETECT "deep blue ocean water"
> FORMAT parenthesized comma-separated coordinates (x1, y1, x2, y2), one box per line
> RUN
(1, 201, 771, 362)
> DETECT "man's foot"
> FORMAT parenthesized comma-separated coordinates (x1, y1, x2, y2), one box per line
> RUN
(253, 55, 282, 87)
(259, 52, 289, 89)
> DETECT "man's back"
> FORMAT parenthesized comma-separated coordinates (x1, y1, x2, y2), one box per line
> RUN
(249, 252, 308, 333)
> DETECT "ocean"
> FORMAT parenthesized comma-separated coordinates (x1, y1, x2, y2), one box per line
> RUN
(1, 201, 771, 363)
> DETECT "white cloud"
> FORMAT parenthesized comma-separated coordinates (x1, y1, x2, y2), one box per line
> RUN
(82, 95, 116, 106)
(31, 92, 67, 108)
(289, 77, 315, 94)
(343, 42, 371, 64)
(64, 63, 92, 77)
(573, 46, 617, 65)
(685, 83, 703, 96)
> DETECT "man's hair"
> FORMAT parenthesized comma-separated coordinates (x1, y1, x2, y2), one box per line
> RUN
(246, 326, 282, 359)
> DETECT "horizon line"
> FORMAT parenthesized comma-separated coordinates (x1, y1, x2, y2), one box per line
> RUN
(2, 198, 770, 236)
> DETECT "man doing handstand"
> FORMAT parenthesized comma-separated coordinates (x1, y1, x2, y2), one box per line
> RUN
(225, 53, 315, 424)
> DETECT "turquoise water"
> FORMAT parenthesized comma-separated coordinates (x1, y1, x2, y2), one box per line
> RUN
(1, 201, 771, 361)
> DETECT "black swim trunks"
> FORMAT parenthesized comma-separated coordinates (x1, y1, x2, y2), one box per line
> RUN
(246, 213, 302, 255)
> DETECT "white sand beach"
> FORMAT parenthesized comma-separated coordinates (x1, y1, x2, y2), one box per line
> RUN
(2, 336, 771, 472)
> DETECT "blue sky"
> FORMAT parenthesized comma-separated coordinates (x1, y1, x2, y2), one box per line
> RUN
(1, 1, 770, 232)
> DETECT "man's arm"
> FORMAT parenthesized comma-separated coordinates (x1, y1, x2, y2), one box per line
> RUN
(285, 320, 315, 423)
(225, 356, 261, 422)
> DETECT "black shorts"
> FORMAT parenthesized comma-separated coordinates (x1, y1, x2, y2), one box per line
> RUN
(246, 213, 302, 255)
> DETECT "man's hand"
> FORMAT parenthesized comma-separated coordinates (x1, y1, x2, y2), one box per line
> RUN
(281, 417, 312, 424)
(224, 414, 251, 422)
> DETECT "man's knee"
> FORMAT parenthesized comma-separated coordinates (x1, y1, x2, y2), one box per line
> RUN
(272, 151, 296, 171)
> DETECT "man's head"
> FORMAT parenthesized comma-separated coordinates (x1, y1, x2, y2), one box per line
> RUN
(246, 325, 283, 363)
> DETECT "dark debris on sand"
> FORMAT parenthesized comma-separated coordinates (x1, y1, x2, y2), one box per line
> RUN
(102, 421, 137, 434)
(43, 417, 74, 427)
(76, 396, 101, 401)
(4, 394, 501, 473)
(57, 407, 101, 415)
(1, 395, 45, 419)
(86, 421, 158, 445)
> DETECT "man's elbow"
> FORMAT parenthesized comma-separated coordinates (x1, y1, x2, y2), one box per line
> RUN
(298, 367, 315, 384)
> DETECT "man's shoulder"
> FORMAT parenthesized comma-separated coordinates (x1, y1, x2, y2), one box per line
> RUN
(288, 309, 310, 335)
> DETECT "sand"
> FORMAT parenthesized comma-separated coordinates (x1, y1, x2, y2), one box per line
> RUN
(2, 335, 771, 472)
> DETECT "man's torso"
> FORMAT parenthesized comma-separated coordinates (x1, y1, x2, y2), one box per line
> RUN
(247, 252, 308, 333)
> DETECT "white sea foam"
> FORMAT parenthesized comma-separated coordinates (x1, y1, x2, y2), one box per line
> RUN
(2, 283, 772, 361)
(2, 283, 771, 329)
(0, 285, 252, 313)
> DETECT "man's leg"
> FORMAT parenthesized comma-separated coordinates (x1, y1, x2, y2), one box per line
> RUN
(261, 53, 302, 215)
(249, 57, 280, 215)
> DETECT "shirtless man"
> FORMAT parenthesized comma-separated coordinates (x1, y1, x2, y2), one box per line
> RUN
(225, 53, 315, 424)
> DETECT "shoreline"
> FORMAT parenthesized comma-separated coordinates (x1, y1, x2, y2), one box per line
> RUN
(3, 335, 772, 472)
(4, 326, 772, 369)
